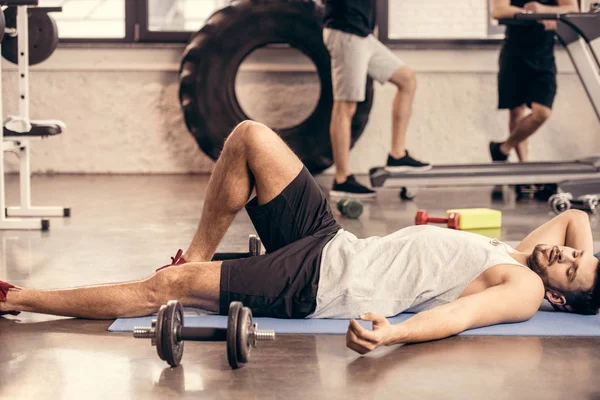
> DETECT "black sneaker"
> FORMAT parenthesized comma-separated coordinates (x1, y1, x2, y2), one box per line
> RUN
(385, 151, 431, 173)
(330, 175, 376, 198)
(489, 141, 508, 162)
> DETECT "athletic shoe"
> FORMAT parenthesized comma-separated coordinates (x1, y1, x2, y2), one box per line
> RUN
(330, 175, 376, 198)
(0, 280, 20, 316)
(156, 249, 187, 272)
(489, 141, 509, 162)
(385, 151, 432, 173)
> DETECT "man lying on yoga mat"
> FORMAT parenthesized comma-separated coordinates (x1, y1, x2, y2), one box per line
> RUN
(1, 121, 599, 355)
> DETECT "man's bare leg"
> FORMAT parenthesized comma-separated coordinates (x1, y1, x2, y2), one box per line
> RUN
(509, 106, 530, 162)
(330, 100, 357, 184)
(388, 66, 417, 159)
(184, 120, 303, 261)
(0, 262, 221, 319)
(1, 121, 305, 318)
(500, 103, 552, 158)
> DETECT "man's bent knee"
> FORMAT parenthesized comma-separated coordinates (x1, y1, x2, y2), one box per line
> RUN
(531, 104, 552, 124)
(227, 120, 270, 144)
(223, 120, 279, 157)
(150, 262, 220, 305)
(390, 66, 416, 92)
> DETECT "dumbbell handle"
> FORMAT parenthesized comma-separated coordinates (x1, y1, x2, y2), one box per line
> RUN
(179, 326, 228, 341)
(133, 326, 226, 341)
(134, 325, 276, 342)
(212, 252, 253, 261)
(426, 217, 449, 223)
(178, 326, 275, 342)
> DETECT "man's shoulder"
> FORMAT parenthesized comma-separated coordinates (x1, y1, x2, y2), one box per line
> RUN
(478, 264, 544, 320)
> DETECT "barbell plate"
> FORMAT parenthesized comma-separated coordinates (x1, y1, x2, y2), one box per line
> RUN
(2, 7, 59, 65)
(227, 301, 242, 369)
(162, 300, 185, 367)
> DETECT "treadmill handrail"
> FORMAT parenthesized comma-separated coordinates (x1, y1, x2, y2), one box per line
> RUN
(514, 12, 561, 21)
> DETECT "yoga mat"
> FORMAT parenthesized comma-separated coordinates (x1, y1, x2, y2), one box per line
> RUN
(109, 306, 600, 336)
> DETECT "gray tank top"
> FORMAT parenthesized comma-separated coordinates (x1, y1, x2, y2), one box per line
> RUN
(309, 225, 525, 318)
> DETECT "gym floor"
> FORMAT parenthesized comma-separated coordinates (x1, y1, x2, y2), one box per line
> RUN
(2, 174, 600, 399)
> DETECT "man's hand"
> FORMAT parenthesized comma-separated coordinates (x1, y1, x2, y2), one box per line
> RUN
(346, 312, 395, 355)
(523, 1, 546, 13)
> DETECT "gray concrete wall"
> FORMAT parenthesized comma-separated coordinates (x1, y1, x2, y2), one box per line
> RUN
(2, 45, 599, 174)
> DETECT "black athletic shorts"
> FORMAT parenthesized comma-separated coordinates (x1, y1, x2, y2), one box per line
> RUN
(219, 167, 341, 318)
(498, 46, 557, 110)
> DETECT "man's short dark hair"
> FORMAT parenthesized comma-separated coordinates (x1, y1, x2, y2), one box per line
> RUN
(561, 257, 600, 315)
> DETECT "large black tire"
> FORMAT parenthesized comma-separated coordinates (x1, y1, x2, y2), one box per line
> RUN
(179, 0, 374, 174)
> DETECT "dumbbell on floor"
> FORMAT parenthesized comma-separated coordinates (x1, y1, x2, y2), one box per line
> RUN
(133, 300, 275, 369)
(415, 210, 460, 229)
(211, 234, 263, 261)
(337, 198, 363, 219)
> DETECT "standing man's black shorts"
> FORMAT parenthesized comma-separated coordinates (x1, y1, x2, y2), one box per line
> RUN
(219, 167, 341, 318)
(498, 46, 557, 110)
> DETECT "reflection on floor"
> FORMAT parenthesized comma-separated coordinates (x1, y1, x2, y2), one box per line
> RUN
(1, 174, 600, 399)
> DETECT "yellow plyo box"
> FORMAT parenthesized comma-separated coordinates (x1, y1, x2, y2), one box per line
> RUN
(446, 208, 502, 230)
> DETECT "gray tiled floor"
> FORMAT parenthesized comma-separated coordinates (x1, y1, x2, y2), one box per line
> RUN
(1, 174, 600, 399)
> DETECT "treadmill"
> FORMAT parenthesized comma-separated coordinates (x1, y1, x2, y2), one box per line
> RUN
(369, 11, 600, 197)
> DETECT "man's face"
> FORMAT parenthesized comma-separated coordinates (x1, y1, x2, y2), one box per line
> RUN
(528, 244, 597, 294)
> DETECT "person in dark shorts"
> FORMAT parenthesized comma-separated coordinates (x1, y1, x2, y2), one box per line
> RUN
(323, 0, 430, 199)
(490, 0, 579, 162)
(2, 121, 600, 355)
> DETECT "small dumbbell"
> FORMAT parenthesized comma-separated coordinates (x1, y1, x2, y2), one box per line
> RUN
(212, 234, 263, 261)
(133, 300, 275, 369)
(415, 210, 460, 229)
(337, 198, 363, 219)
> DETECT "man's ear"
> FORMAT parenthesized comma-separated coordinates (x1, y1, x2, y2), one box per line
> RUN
(546, 289, 567, 306)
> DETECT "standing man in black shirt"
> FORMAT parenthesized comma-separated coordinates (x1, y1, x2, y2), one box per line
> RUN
(490, 0, 579, 163)
(323, 0, 431, 198)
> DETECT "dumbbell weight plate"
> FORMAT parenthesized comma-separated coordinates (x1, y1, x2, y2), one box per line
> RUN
(154, 305, 167, 363)
(162, 300, 185, 367)
(227, 301, 242, 369)
(337, 198, 363, 219)
(236, 306, 253, 365)
(249, 234, 261, 256)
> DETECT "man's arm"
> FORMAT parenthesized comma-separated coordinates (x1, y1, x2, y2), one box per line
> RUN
(491, 0, 579, 28)
(491, 0, 524, 19)
(516, 209, 594, 254)
(346, 270, 543, 354)
(526, 0, 579, 14)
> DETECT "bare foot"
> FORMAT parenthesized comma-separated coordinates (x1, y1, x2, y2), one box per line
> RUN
(1, 284, 22, 316)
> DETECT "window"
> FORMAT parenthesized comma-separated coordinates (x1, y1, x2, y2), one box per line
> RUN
(29, 0, 513, 45)
(39, 0, 127, 40)
(378, 0, 503, 44)
(147, 0, 226, 32)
